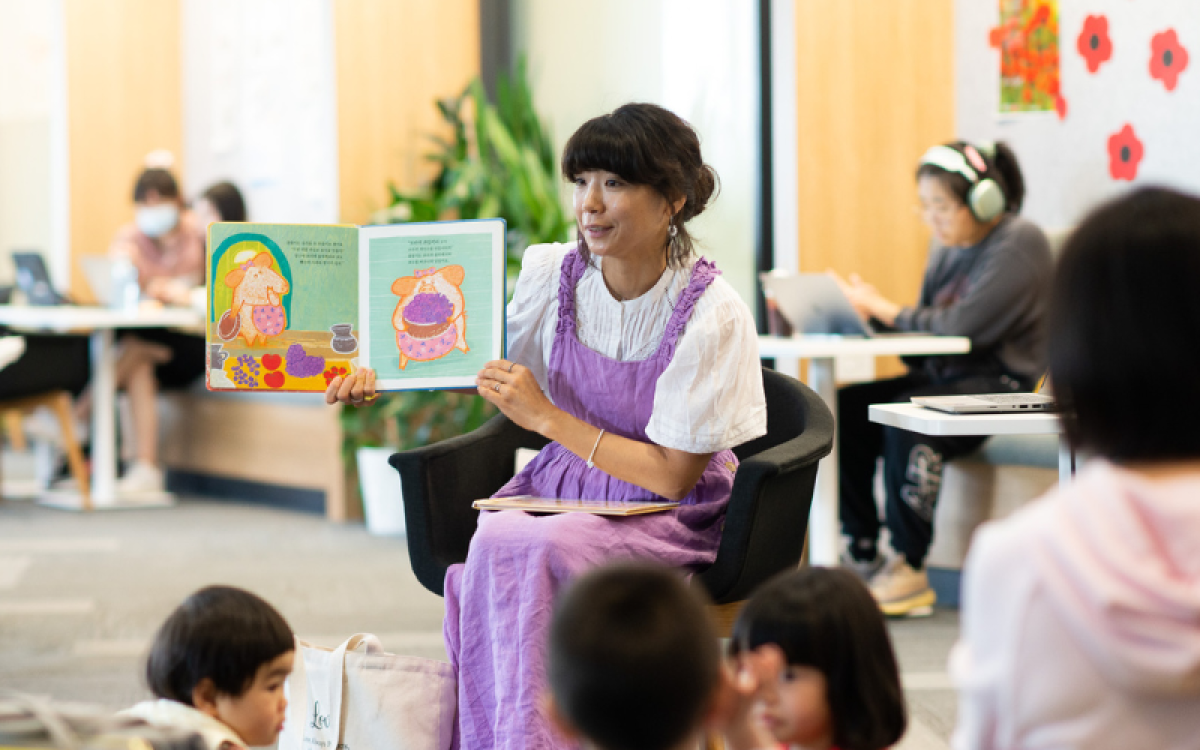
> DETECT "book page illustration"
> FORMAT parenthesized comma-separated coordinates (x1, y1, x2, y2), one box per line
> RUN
(392, 265, 470, 369)
(361, 219, 505, 390)
(207, 223, 358, 392)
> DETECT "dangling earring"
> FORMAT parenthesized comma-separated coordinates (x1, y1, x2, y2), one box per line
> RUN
(668, 223, 678, 238)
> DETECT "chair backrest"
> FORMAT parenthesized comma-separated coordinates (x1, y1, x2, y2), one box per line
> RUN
(696, 367, 835, 603)
(732, 367, 818, 460)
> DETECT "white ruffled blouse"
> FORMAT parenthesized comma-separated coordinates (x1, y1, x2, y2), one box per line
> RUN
(506, 242, 766, 454)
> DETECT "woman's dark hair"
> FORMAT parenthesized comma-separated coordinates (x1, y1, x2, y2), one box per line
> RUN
(200, 181, 248, 222)
(916, 140, 1026, 215)
(1048, 186, 1200, 461)
(561, 103, 718, 268)
(146, 585, 294, 703)
(549, 562, 719, 750)
(133, 168, 181, 203)
(731, 568, 906, 750)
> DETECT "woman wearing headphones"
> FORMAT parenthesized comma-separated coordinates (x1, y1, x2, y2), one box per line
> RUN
(833, 141, 1053, 617)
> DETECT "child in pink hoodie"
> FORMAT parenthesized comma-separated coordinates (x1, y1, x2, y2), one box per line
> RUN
(952, 187, 1200, 750)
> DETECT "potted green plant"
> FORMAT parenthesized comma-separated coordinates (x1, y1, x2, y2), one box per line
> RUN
(344, 58, 571, 525)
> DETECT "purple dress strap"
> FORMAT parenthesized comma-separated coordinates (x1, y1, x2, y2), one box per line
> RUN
(442, 249, 739, 749)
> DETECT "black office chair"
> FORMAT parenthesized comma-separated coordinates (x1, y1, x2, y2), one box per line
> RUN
(389, 366, 834, 624)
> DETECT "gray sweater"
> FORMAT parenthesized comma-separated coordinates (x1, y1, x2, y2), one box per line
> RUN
(892, 215, 1053, 385)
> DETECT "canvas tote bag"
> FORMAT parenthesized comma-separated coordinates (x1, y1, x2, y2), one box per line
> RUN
(280, 633, 456, 750)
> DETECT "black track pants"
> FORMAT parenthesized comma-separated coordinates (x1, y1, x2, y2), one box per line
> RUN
(837, 372, 1018, 569)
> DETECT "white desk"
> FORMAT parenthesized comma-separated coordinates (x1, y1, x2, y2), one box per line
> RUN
(757, 334, 971, 566)
(0, 305, 204, 510)
(868, 402, 1071, 485)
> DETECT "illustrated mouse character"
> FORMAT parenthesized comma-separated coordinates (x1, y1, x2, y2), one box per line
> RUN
(392, 265, 468, 369)
(224, 250, 290, 346)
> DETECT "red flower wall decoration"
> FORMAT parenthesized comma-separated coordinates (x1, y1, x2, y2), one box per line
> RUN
(1108, 125, 1144, 181)
(1150, 29, 1189, 91)
(1078, 15, 1113, 73)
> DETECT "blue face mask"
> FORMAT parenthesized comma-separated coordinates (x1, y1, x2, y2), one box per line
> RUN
(135, 204, 179, 238)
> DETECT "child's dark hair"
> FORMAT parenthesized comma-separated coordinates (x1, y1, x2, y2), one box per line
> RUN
(146, 585, 294, 703)
(731, 568, 906, 750)
(1047, 186, 1200, 461)
(548, 562, 719, 750)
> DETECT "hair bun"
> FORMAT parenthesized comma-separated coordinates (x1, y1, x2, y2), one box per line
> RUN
(684, 164, 718, 221)
(143, 149, 175, 170)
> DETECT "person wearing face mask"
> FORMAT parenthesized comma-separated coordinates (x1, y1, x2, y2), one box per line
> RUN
(829, 141, 1053, 618)
(102, 165, 206, 494)
(111, 166, 206, 305)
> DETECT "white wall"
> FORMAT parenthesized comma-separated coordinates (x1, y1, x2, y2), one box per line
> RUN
(511, 0, 760, 308)
(957, 0, 1200, 230)
(181, 0, 339, 224)
(0, 0, 66, 285)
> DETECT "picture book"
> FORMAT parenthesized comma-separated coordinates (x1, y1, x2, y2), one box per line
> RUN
(471, 496, 681, 517)
(205, 218, 506, 392)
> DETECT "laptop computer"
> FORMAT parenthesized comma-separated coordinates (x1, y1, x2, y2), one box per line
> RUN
(12, 251, 69, 306)
(80, 256, 117, 306)
(910, 392, 1057, 414)
(760, 271, 899, 336)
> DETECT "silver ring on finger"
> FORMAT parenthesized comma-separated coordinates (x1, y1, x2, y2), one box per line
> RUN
(508, 362, 516, 373)
(494, 382, 502, 394)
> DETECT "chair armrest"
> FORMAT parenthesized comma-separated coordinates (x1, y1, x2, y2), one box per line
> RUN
(389, 413, 548, 595)
(698, 406, 834, 603)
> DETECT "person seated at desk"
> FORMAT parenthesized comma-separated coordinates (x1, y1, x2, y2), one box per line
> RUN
(104, 162, 206, 493)
(952, 186, 1200, 750)
(193, 180, 248, 236)
(831, 141, 1053, 616)
(328, 102, 767, 749)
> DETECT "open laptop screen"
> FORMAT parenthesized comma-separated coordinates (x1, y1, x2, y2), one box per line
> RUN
(12, 251, 67, 306)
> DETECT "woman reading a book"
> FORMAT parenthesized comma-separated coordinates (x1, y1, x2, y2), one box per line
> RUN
(328, 103, 766, 749)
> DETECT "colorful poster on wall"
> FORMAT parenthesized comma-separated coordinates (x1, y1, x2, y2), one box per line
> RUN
(993, 0, 1060, 114)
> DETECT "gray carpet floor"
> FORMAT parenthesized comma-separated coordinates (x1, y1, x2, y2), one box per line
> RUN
(0, 494, 958, 749)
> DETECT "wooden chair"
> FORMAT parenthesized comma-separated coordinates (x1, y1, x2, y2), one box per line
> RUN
(389, 367, 834, 633)
(1, 391, 91, 510)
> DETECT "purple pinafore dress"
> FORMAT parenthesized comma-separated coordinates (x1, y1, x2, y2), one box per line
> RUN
(442, 250, 738, 750)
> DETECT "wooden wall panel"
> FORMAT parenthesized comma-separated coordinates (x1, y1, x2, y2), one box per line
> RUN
(334, 0, 480, 225)
(65, 0, 181, 300)
(794, 0, 954, 372)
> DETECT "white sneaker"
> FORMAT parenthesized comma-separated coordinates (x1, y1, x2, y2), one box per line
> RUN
(870, 557, 935, 617)
(839, 537, 886, 583)
(115, 461, 165, 495)
(840, 550, 886, 583)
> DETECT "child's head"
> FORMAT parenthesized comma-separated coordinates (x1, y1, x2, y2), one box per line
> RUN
(547, 562, 720, 750)
(731, 567, 906, 750)
(146, 585, 295, 747)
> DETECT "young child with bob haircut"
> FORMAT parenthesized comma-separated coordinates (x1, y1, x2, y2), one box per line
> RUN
(951, 187, 1200, 748)
(545, 562, 724, 750)
(728, 567, 907, 750)
(122, 585, 295, 750)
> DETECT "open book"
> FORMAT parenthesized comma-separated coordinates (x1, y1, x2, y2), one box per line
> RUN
(472, 496, 681, 516)
(205, 219, 506, 392)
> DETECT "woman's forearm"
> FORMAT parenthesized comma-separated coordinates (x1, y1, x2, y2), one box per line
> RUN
(540, 409, 713, 501)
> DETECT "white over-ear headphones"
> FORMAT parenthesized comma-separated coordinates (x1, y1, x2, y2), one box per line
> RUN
(919, 143, 1007, 222)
